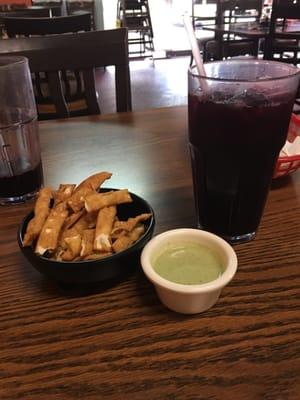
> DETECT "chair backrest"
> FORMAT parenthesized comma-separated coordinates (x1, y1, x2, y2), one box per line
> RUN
(0, 28, 132, 118)
(213, 0, 263, 55)
(4, 11, 91, 38)
(0, 8, 55, 19)
(0, 6, 62, 36)
(217, 0, 264, 25)
(269, 0, 300, 28)
(32, 2, 63, 16)
(264, 0, 300, 65)
(9, 5, 62, 16)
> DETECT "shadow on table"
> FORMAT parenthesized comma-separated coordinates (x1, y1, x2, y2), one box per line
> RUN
(271, 174, 293, 190)
(54, 269, 135, 298)
(133, 267, 196, 320)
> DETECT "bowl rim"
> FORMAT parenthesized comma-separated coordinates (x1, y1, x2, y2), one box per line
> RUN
(18, 189, 155, 266)
(140, 228, 238, 294)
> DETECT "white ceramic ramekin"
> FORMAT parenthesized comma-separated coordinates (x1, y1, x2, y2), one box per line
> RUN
(140, 228, 238, 314)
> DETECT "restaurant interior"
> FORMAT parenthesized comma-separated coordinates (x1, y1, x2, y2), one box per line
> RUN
(0, 0, 298, 116)
(0, 0, 300, 399)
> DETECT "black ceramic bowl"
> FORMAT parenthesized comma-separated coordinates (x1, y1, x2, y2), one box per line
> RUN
(18, 190, 155, 288)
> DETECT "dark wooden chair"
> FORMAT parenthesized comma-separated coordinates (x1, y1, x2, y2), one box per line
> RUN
(0, 6, 62, 37)
(3, 11, 91, 38)
(66, 1, 96, 30)
(2, 11, 93, 119)
(31, 1, 64, 16)
(9, 5, 62, 16)
(200, 0, 264, 61)
(263, 0, 300, 114)
(0, 7, 60, 18)
(263, 0, 300, 66)
(0, 28, 132, 119)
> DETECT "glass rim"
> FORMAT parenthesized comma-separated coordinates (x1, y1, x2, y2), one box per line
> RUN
(0, 55, 28, 69)
(189, 59, 300, 83)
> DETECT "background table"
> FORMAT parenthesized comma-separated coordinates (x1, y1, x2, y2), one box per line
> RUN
(0, 107, 299, 399)
(202, 20, 300, 39)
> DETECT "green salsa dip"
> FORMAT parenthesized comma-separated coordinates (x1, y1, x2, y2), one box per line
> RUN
(152, 242, 223, 285)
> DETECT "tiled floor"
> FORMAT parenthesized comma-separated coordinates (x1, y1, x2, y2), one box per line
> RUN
(97, 56, 190, 114)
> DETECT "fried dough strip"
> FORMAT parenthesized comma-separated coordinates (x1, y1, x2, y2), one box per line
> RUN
(85, 190, 132, 213)
(80, 229, 95, 257)
(76, 171, 112, 191)
(112, 224, 145, 253)
(112, 235, 132, 253)
(35, 203, 68, 255)
(54, 184, 76, 206)
(63, 209, 85, 230)
(84, 252, 112, 261)
(129, 224, 145, 242)
(68, 172, 112, 212)
(112, 213, 152, 235)
(94, 206, 116, 252)
(23, 187, 53, 246)
(59, 213, 90, 247)
(60, 234, 82, 261)
(67, 187, 96, 213)
(85, 211, 98, 229)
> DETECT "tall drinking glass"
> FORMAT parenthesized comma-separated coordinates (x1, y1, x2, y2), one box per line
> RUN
(188, 60, 300, 243)
(0, 56, 43, 205)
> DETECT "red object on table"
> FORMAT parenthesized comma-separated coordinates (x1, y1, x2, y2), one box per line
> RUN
(0, 0, 32, 5)
(274, 113, 300, 178)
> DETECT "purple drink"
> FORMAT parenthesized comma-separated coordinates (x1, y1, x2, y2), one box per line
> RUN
(188, 60, 299, 243)
(0, 161, 43, 199)
(0, 117, 43, 205)
(0, 57, 43, 205)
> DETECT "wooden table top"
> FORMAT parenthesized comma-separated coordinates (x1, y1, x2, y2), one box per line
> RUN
(0, 107, 299, 400)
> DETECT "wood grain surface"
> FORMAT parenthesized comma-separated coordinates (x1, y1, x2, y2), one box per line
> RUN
(0, 107, 299, 400)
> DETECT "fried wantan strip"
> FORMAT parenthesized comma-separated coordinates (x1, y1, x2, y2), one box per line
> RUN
(84, 252, 112, 261)
(60, 234, 82, 261)
(63, 209, 85, 230)
(73, 213, 94, 233)
(94, 206, 117, 252)
(112, 235, 132, 253)
(23, 187, 53, 246)
(85, 211, 98, 229)
(35, 203, 68, 256)
(111, 229, 126, 240)
(112, 213, 152, 235)
(67, 172, 112, 212)
(112, 224, 145, 253)
(68, 191, 115, 214)
(129, 224, 145, 242)
(54, 184, 76, 206)
(80, 229, 95, 257)
(76, 171, 112, 191)
(59, 213, 90, 248)
(85, 190, 133, 213)
(67, 187, 96, 213)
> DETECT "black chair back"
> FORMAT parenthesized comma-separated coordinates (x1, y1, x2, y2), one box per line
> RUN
(202, 0, 264, 61)
(0, 6, 61, 37)
(0, 28, 132, 119)
(264, 0, 300, 65)
(4, 11, 91, 38)
(217, 0, 264, 25)
(270, 0, 300, 21)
